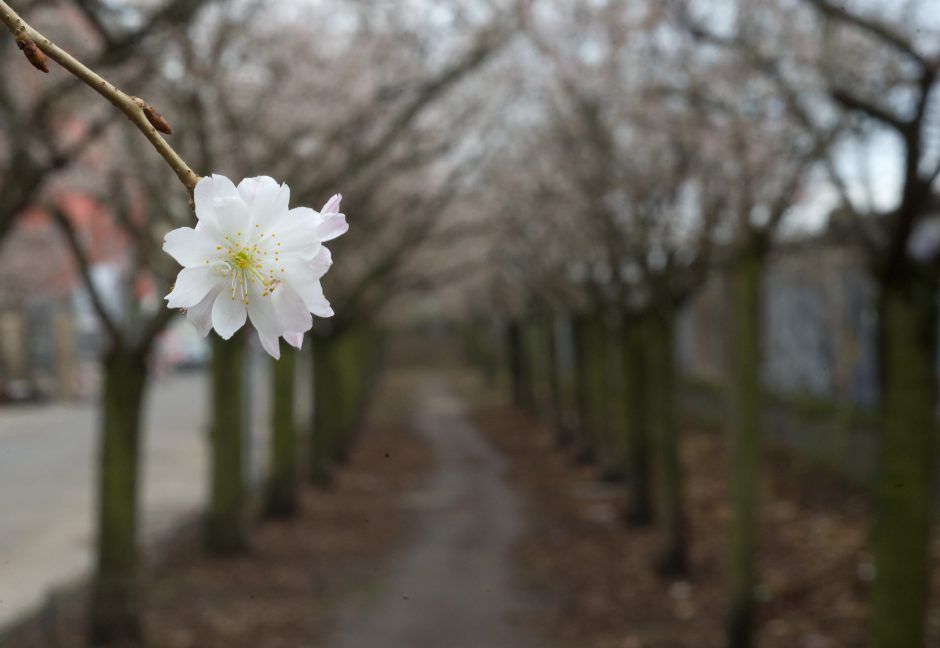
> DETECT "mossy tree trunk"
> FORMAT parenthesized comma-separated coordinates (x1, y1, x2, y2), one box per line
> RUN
(207, 333, 249, 553)
(265, 342, 298, 518)
(465, 319, 498, 387)
(334, 327, 366, 461)
(648, 306, 689, 577)
(524, 317, 549, 418)
(622, 311, 653, 526)
(571, 314, 595, 463)
(546, 316, 567, 445)
(585, 311, 616, 478)
(310, 332, 341, 485)
(481, 320, 499, 388)
(90, 346, 148, 644)
(871, 268, 938, 648)
(727, 250, 764, 648)
(554, 317, 578, 443)
(506, 321, 530, 410)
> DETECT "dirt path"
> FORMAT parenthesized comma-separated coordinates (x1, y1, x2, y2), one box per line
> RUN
(324, 374, 535, 648)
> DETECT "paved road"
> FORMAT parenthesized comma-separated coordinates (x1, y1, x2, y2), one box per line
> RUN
(0, 351, 284, 630)
(324, 376, 534, 648)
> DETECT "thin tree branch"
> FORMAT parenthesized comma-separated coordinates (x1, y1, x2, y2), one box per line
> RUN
(801, 0, 933, 68)
(830, 86, 906, 133)
(49, 206, 122, 343)
(0, 0, 201, 194)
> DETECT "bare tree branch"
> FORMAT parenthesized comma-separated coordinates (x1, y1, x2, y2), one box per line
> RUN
(49, 206, 122, 343)
(0, 0, 201, 193)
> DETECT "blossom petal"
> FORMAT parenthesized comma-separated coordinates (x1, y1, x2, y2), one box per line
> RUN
(285, 331, 305, 349)
(318, 213, 348, 241)
(321, 194, 342, 215)
(258, 332, 281, 359)
(276, 259, 330, 316)
(166, 266, 217, 309)
(216, 196, 252, 237)
(194, 174, 239, 239)
(237, 176, 277, 206)
(211, 294, 247, 339)
(293, 280, 334, 317)
(310, 246, 333, 279)
(271, 284, 313, 336)
(280, 258, 322, 286)
(287, 206, 348, 243)
(238, 176, 290, 221)
(185, 286, 222, 336)
(163, 227, 219, 268)
(246, 295, 284, 352)
(273, 220, 323, 259)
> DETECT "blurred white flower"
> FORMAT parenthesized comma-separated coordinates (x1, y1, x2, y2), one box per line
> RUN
(163, 174, 347, 358)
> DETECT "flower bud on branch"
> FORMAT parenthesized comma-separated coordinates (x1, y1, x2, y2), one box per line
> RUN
(16, 38, 48, 72)
(140, 100, 173, 135)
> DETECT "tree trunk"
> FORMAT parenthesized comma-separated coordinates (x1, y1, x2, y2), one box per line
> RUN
(648, 306, 689, 577)
(90, 347, 148, 644)
(507, 321, 529, 410)
(334, 328, 365, 462)
(727, 251, 764, 648)
(622, 312, 653, 526)
(546, 316, 568, 445)
(310, 333, 339, 485)
(524, 317, 548, 417)
(571, 314, 595, 463)
(206, 334, 249, 553)
(265, 343, 298, 518)
(871, 269, 937, 648)
(586, 311, 617, 478)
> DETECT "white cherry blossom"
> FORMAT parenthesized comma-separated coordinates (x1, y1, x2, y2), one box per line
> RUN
(163, 174, 347, 358)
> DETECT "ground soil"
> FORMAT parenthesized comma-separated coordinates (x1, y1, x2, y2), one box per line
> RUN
(6, 373, 430, 648)
(472, 403, 940, 648)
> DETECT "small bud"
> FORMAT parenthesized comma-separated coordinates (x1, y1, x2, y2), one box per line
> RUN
(16, 40, 49, 73)
(143, 104, 172, 135)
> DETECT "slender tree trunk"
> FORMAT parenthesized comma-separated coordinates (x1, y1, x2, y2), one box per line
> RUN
(555, 316, 580, 446)
(586, 311, 617, 479)
(334, 328, 364, 461)
(871, 268, 937, 648)
(265, 343, 298, 518)
(622, 312, 653, 526)
(310, 333, 339, 485)
(482, 320, 499, 388)
(90, 346, 148, 644)
(207, 334, 249, 553)
(571, 314, 595, 463)
(648, 306, 689, 577)
(546, 316, 568, 445)
(727, 251, 764, 648)
(506, 321, 529, 409)
(524, 317, 548, 417)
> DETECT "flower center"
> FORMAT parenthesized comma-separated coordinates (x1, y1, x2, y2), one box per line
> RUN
(232, 248, 255, 270)
(207, 232, 284, 306)
(214, 239, 275, 305)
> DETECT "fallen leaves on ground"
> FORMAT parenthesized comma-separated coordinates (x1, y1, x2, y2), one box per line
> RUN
(473, 406, 940, 648)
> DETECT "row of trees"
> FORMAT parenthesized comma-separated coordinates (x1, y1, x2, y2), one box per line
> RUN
(3, 0, 937, 645)
(0, 0, 524, 643)
(468, 2, 939, 647)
